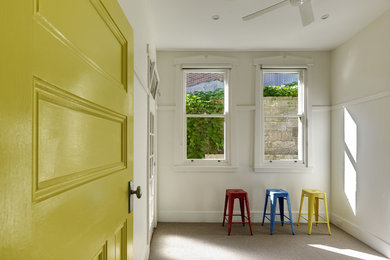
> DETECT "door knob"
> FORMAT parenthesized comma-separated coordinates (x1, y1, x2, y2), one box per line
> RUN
(131, 185, 142, 199)
(128, 181, 142, 199)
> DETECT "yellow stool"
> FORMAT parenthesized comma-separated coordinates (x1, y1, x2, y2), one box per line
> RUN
(297, 189, 331, 235)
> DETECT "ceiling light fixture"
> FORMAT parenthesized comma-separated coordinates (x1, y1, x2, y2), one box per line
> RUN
(212, 15, 220, 20)
(321, 14, 330, 20)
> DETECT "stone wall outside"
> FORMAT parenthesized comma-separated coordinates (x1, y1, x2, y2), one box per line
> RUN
(263, 97, 298, 161)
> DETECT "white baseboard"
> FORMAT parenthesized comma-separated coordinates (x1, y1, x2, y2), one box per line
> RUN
(143, 244, 150, 260)
(158, 210, 324, 223)
(331, 213, 390, 258)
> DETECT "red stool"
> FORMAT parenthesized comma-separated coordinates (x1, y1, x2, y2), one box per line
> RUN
(222, 189, 253, 235)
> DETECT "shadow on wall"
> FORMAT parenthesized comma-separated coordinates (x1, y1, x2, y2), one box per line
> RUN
(343, 108, 358, 216)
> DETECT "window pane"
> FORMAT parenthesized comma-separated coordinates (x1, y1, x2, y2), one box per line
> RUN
(185, 72, 225, 115)
(263, 72, 298, 116)
(264, 117, 302, 161)
(186, 117, 225, 159)
(263, 72, 298, 87)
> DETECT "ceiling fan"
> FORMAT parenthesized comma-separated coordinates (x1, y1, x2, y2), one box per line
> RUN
(242, 0, 315, 27)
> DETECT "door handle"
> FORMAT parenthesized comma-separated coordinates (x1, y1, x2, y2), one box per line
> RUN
(128, 181, 142, 213)
(131, 185, 142, 199)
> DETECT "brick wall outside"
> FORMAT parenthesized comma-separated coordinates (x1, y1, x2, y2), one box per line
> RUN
(186, 73, 223, 88)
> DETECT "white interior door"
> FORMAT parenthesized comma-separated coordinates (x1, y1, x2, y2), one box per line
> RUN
(148, 96, 157, 240)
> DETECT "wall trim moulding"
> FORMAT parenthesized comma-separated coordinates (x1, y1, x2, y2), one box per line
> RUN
(253, 54, 314, 67)
(312, 105, 332, 112)
(173, 55, 238, 67)
(32, 76, 127, 203)
(331, 213, 390, 258)
(332, 89, 390, 111)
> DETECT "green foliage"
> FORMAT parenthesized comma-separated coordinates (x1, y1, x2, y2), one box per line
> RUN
(263, 82, 298, 97)
(186, 88, 224, 159)
(186, 88, 224, 114)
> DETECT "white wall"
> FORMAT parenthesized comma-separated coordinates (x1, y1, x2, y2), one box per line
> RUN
(330, 10, 390, 257)
(132, 81, 149, 260)
(157, 51, 331, 223)
(117, 1, 155, 260)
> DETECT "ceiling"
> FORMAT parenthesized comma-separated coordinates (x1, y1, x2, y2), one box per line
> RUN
(149, 0, 390, 51)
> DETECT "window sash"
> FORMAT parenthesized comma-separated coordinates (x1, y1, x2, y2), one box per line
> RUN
(185, 116, 227, 161)
(264, 114, 303, 118)
(186, 114, 225, 118)
(183, 69, 229, 163)
(261, 69, 306, 165)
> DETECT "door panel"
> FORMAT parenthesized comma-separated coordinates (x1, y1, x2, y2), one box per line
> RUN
(0, 0, 134, 259)
(35, 0, 127, 88)
(92, 242, 108, 260)
(33, 78, 127, 201)
(113, 220, 127, 260)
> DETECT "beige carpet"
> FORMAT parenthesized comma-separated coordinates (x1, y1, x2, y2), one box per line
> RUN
(149, 222, 388, 260)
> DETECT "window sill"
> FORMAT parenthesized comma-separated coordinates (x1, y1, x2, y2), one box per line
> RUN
(174, 164, 238, 173)
(254, 166, 313, 174)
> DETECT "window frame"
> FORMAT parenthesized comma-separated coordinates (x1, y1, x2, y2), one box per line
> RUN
(254, 65, 311, 172)
(184, 68, 229, 163)
(173, 58, 237, 171)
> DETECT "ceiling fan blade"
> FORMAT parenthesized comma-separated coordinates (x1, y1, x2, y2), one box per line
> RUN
(299, 0, 314, 26)
(242, 0, 289, 21)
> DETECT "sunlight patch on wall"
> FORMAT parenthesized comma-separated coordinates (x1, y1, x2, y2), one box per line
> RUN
(344, 107, 357, 161)
(344, 152, 357, 215)
(344, 108, 357, 215)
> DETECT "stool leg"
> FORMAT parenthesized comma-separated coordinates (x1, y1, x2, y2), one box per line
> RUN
(286, 194, 295, 235)
(297, 191, 304, 226)
(222, 195, 228, 226)
(270, 195, 277, 235)
(308, 195, 314, 235)
(323, 193, 331, 235)
(227, 196, 234, 236)
(261, 194, 269, 226)
(244, 194, 253, 235)
(314, 197, 319, 226)
(239, 198, 245, 227)
(278, 196, 284, 226)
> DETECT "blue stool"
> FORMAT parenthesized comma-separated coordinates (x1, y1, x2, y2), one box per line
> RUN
(261, 189, 295, 235)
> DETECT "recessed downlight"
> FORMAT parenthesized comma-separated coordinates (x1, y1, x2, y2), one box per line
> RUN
(321, 14, 330, 20)
(212, 15, 220, 20)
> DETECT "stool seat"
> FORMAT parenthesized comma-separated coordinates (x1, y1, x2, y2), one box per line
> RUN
(222, 189, 253, 235)
(266, 189, 289, 196)
(226, 189, 246, 196)
(298, 189, 331, 235)
(262, 189, 295, 235)
(302, 189, 325, 195)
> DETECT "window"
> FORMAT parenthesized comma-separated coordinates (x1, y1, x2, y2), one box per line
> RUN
(184, 69, 229, 162)
(173, 55, 237, 171)
(255, 67, 309, 171)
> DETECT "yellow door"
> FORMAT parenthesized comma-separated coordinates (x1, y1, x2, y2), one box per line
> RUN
(0, 0, 134, 259)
